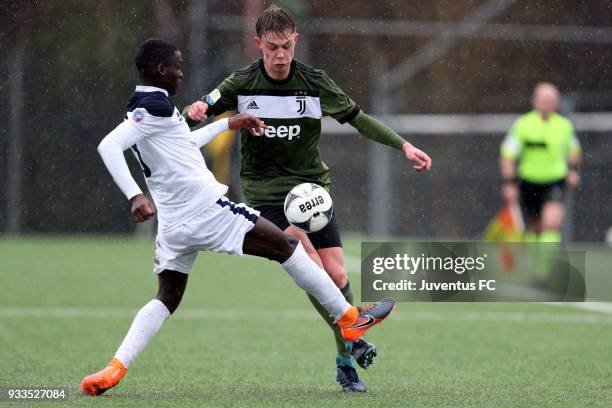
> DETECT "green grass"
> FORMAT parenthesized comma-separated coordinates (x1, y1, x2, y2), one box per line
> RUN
(1, 236, 612, 407)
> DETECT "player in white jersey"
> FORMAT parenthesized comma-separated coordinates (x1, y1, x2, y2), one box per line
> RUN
(80, 38, 396, 396)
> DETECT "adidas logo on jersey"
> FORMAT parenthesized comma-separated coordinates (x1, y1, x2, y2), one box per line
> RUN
(246, 100, 259, 110)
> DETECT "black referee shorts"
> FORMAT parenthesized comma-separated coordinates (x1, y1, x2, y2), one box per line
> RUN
(255, 205, 342, 249)
(519, 178, 566, 222)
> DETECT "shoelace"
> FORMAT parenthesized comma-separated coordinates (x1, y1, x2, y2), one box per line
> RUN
(359, 304, 375, 313)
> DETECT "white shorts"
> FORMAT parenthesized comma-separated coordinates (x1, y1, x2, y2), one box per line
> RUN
(153, 197, 260, 274)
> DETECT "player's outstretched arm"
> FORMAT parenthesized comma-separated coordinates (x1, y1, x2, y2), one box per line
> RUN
(228, 113, 266, 136)
(192, 114, 266, 147)
(349, 110, 432, 172)
(97, 121, 155, 222)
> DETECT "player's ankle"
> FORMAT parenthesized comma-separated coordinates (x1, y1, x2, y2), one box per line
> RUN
(110, 358, 128, 371)
(336, 354, 355, 368)
(336, 306, 358, 328)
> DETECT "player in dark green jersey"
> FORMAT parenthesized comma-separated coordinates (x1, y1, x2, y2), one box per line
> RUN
(184, 5, 431, 392)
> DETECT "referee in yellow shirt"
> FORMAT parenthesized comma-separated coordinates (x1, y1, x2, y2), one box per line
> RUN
(500, 82, 582, 242)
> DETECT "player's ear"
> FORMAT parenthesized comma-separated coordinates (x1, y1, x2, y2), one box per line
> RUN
(157, 63, 166, 76)
(254, 36, 262, 48)
(293, 32, 299, 45)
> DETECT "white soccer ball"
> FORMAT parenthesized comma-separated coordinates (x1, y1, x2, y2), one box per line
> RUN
(284, 183, 334, 233)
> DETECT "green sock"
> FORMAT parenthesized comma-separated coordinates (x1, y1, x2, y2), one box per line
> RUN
(532, 232, 560, 280)
(307, 280, 353, 359)
(539, 230, 561, 243)
(525, 231, 539, 243)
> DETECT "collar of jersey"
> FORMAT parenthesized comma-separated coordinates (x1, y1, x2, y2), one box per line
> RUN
(259, 59, 296, 85)
(135, 85, 169, 96)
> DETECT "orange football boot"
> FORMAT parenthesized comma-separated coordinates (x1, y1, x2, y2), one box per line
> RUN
(80, 358, 127, 396)
(337, 298, 396, 342)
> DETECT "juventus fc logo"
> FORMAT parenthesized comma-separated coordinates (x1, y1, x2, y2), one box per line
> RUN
(296, 96, 306, 115)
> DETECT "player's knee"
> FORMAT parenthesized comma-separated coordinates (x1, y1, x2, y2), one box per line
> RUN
(279, 234, 300, 262)
(327, 265, 347, 288)
(156, 285, 185, 314)
(286, 234, 299, 250)
(156, 270, 188, 314)
(274, 234, 299, 263)
(542, 205, 564, 230)
(541, 219, 561, 231)
(157, 292, 182, 314)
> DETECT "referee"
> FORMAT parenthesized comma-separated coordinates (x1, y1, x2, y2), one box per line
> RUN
(500, 82, 582, 243)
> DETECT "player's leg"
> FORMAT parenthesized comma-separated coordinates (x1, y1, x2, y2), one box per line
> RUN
(253, 206, 352, 321)
(286, 226, 326, 268)
(241, 211, 394, 337)
(285, 228, 365, 389)
(80, 271, 188, 396)
(317, 247, 371, 365)
(255, 205, 367, 390)
(284, 227, 356, 361)
(311, 216, 375, 391)
(81, 229, 195, 396)
(112, 270, 187, 367)
(540, 201, 565, 242)
(242, 216, 352, 318)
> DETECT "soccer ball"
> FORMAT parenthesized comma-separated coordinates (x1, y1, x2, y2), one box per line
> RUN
(284, 183, 334, 233)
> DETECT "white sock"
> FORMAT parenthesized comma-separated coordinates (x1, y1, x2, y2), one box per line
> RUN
(282, 242, 352, 318)
(114, 299, 170, 368)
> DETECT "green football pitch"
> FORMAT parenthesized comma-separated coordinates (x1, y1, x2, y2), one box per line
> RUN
(1, 236, 611, 407)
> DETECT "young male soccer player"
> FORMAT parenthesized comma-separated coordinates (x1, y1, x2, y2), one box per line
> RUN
(184, 5, 431, 392)
(500, 82, 581, 243)
(80, 38, 395, 396)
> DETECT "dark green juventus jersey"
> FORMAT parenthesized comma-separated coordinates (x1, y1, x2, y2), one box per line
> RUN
(206, 59, 360, 207)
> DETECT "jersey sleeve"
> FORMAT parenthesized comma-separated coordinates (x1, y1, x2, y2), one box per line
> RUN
(318, 71, 361, 124)
(182, 74, 240, 128)
(192, 118, 230, 147)
(349, 110, 406, 150)
(128, 94, 175, 136)
(501, 119, 523, 160)
(205, 74, 240, 117)
(566, 121, 581, 155)
(97, 120, 147, 200)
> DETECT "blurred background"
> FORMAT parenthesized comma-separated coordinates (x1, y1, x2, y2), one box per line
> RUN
(1, 0, 611, 240)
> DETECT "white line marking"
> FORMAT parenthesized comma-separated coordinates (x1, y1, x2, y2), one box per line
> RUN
(348, 255, 612, 311)
(543, 302, 612, 315)
(1, 308, 611, 325)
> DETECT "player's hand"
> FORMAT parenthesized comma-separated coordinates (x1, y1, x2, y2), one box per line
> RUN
(130, 194, 156, 223)
(566, 169, 580, 188)
(502, 183, 519, 203)
(402, 142, 432, 172)
(228, 113, 266, 136)
(187, 101, 208, 122)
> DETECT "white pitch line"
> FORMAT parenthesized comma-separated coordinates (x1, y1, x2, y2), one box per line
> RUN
(1, 307, 611, 325)
(543, 302, 612, 315)
(347, 255, 612, 313)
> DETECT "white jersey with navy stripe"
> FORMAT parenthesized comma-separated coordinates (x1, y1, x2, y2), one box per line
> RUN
(98, 85, 228, 231)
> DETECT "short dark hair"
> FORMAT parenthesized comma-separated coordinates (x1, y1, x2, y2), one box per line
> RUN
(255, 4, 295, 38)
(134, 38, 178, 75)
